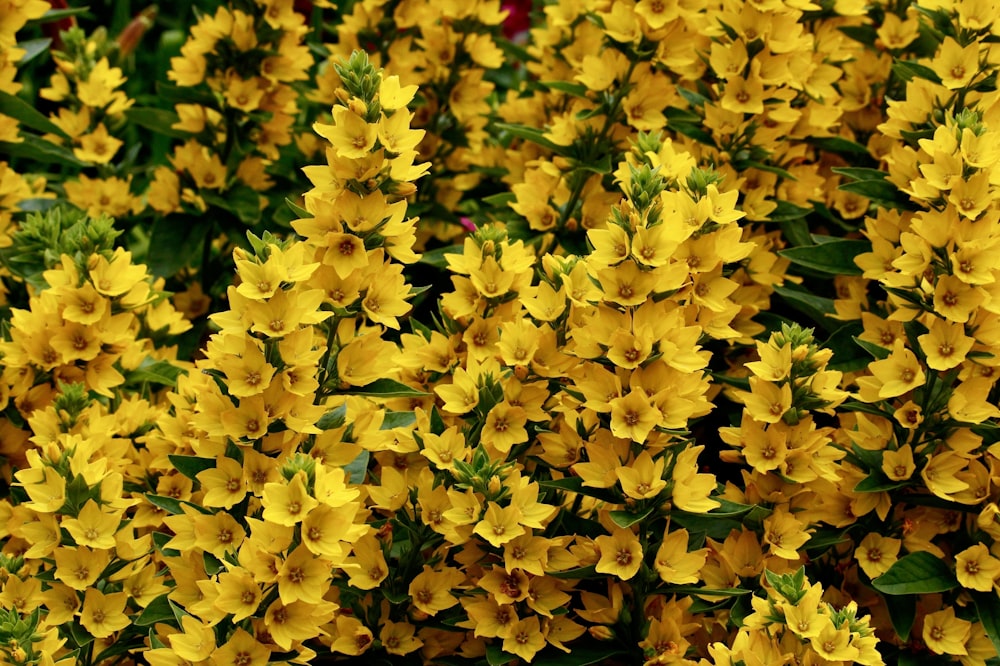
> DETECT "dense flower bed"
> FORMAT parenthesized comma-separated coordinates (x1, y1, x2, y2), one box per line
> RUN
(2, 0, 1000, 664)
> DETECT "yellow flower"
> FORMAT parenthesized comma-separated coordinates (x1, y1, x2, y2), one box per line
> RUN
(932, 37, 979, 89)
(856, 533, 901, 578)
(214, 567, 261, 622)
(473, 502, 525, 548)
(216, 340, 277, 398)
(210, 628, 271, 666)
(762, 508, 811, 560)
(60, 500, 121, 550)
(330, 615, 375, 656)
(171, 615, 217, 662)
(868, 340, 925, 398)
(743, 377, 792, 424)
(192, 511, 247, 558)
(361, 265, 412, 329)
(809, 619, 860, 662)
(587, 224, 631, 268)
(882, 444, 916, 481)
(278, 545, 332, 605)
(955, 543, 1000, 592)
(609, 390, 662, 443)
(89, 247, 148, 297)
(408, 565, 465, 615)
(937, 275, 988, 326)
(262, 471, 318, 526)
(482, 402, 529, 453)
(922, 451, 971, 500)
(74, 123, 123, 164)
(616, 451, 666, 500)
(654, 527, 706, 584)
(922, 607, 972, 656)
(503, 616, 546, 663)
(671, 445, 720, 513)
(197, 456, 247, 509)
(379, 75, 418, 111)
(343, 533, 389, 590)
(782, 583, 824, 639)
(379, 620, 423, 655)
(80, 588, 131, 639)
(53, 546, 111, 590)
(315, 106, 378, 159)
(595, 526, 643, 580)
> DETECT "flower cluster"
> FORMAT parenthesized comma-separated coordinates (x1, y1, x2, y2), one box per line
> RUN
(5, 1, 1000, 665)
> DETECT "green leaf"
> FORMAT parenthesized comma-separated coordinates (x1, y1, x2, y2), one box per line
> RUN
(609, 505, 655, 529)
(549, 564, 598, 579)
(67, 622, 95, 648)
(0, 135, 86, 167)
(0, 90, 68, 138)
(537, 477, 621, 504)
(151, 531, 180, 557)
(285, 197, 310, 220)
(418, 244, 463, 269)
(658, 585, 752, 597)
(831, 167, 887, 182)
(527, 645, 626, 666)
(809, 136, 871, 156)
(168, 455, 216, 481)
(482, 192, 516, 207)
(344, 450, 369, 485)
(16, 38, 51, 66)
(135, 594, 176, 627)
(854, 336, 891, 360)
(486, 645, 516, 666)
(203, 186, 262, 226)
(147, 216, 205, 277)
(768, 200, 812, 223)
(145, 494, 212, 516)
(838, 24, 878, 47)
(677, 87, 709, 108)
(972, 591, 1000, 659)
(743, 161, 796, 181)
(317, 404, 347, 430)
(824, 324, 869, 374)
(778, 240, 869, 276)
(838, 179, 900, 202)
(773, 285, 836, 328)
(893, 60, 942, 84)
(872, 552, 958, 595)
(542, 81, 590, 97)
(124, 107, 190, 139)
(32, 5, 90, 23)
(347, 379, 428, 398)
(127, 358, 184, 387)
(853, 473, 910, 493)
(878, 593, 915, 642)
(494, 122, 564, 153)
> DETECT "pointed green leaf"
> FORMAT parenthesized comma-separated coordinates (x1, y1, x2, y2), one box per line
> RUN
(972, 590, 1000, 659)
(135, 594, 176, 627)
(609, 506, 654, 529)
(348, 379, 428, 398)
(873, 551, 957, 595)
(168, 455, 216, 481)
(883, 593, 916, 641)
(16, 38, 52, 66)
(778, 240, 870, 275)
(127, 358, 184, 387)
(808, 136, 869, 155)
(0, 90, 68, 138)
(124, 107, 190, 139)
(0, 135, 85, 166)
(853, 336, 891, 360)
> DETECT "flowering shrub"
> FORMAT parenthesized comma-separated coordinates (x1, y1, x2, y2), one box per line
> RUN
(4, 0, 1000, 665)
